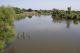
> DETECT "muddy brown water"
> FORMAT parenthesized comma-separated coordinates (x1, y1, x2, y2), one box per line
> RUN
(4, 15, 80, 53)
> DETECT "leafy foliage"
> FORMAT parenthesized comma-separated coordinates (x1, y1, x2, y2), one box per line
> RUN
(52, 7, 80, 20)
(0, 6, 15, 50)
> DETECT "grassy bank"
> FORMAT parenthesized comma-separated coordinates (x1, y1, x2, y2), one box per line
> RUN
(0, 6, 15, 51)
(15, 12, 39, 19)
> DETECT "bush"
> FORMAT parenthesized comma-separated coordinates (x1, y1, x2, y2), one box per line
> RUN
(0, 6, 15, 50)
(0, 6, 15, 25)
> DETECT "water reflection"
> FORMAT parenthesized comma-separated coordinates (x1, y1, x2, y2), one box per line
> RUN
(28, 16, 32, 19)
(51, 16, 80, 28)
(5, 15, 80, 53)
(17, 32, 31, 40)
(66, 20, 71, 28)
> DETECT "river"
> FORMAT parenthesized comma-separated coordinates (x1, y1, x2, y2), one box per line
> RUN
(4, 15, 80, 53)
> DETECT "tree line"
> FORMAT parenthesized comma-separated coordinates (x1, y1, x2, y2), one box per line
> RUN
(52, 7, 80, 19)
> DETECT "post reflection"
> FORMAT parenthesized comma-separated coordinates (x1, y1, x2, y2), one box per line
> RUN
(51, 16, 80, 28)
(17, 32, 31, 40)
(28, 16, 32, 19)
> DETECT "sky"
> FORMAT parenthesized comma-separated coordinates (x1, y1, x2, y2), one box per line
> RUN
(0, 0, 80, 10)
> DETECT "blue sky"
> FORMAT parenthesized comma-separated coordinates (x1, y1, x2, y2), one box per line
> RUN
(0, 0, 80, 10)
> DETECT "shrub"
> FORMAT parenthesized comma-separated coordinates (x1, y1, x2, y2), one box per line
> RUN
(0, 6, 15, 50)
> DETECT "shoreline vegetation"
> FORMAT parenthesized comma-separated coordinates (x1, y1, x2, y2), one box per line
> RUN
(52, 7, 80, 20)
(0, 6, 80, 52)
(0, 6, 15, 52)
(14, 6, 80, 20)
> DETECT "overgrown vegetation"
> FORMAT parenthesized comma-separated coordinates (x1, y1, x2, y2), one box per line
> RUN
(35, 9, 52, 15)
(52, 7, 80, 20)
(0, 6, 15, 51)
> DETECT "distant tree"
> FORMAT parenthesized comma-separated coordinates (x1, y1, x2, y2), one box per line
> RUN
(13, 7, 23, 14)
(67, 7, 71, 14)
(22, 8, 27, 12)
(52, 9, 60, 15)
(27, 8, 33, 12)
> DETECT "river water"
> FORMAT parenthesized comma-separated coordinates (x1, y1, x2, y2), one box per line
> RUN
(4, 15, 80, 53)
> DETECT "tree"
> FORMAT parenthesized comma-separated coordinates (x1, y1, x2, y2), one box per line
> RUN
(67, 7, 71, 14)
(27, 8, 33, 12)
(13, 7, 23, 14)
